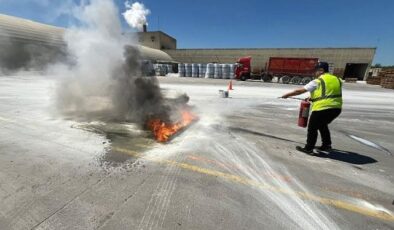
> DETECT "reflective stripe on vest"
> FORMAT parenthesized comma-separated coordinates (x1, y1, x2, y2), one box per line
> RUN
(310, 77, 342, 102)
(310, 74, 343, 111)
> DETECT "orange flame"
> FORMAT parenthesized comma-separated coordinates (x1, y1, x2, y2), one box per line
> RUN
(147, 110, 197, 142)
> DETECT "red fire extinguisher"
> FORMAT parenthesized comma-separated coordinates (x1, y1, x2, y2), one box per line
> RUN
(298, 99, 311, 128)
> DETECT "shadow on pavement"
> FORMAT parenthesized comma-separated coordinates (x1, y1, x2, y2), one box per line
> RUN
(316, 149, 378, 165)
(229, 127, 304, 145)
(229, 127, 378, 165)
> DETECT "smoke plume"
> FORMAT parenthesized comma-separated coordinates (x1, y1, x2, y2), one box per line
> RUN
(54, 0, 175, 125)
(122, 1, 150, 31)
(0, 27, 66, 74)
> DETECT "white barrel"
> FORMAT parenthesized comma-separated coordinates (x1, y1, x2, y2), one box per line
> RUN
(160, 64, 167, 76)
(198, 64, 207, 78)
(153, 64, 159, 76)
(185, 63, 192, 77)
(205, 63, 214, 78)
(167, 64, 173, 74)
(229, 64, 235, 79)
(155, 64, 165, 76)
(178, 63, 185, 77)
(214, 63, 222, 79)
(222, 64, 231, 79)
(192, 63, 199, 78)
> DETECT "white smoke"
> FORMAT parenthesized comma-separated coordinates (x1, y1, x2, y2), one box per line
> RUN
(52, 0, 129, 120)
(122, 1, 150, 31)
(52, 0, 178, 125)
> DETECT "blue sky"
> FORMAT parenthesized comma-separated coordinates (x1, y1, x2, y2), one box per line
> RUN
(1, 0, 393, 65)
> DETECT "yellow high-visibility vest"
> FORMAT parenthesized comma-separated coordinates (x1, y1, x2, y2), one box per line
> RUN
(310, 73, 343, 111)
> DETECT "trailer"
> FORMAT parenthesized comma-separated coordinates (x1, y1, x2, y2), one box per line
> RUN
(234, 56, 319, 85)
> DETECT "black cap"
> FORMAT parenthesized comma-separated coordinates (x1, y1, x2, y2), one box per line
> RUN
(316, 62, 329, 72)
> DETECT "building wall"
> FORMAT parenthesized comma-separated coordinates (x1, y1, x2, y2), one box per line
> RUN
(138, 32, 160, 50)
(137, 31, 177, 50)
(165, 48, 376, 79)
(158, 33, 177, 49)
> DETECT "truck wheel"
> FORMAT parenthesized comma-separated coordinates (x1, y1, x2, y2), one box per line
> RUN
(262, 74, 273, 82)
(281, 75, 291, 84)
(301, 77, 312, 85)
(291, 76, 302, 85)
(240, 75, 247, 81)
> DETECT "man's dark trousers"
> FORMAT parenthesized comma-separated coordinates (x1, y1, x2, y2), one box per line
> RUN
(305, 108, 341, 150)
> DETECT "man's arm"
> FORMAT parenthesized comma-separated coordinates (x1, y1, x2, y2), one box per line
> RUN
(281, 87, 307, 99)
(281, 79, 318, 99)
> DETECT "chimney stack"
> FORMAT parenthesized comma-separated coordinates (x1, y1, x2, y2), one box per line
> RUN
(143, 24, 147, 32)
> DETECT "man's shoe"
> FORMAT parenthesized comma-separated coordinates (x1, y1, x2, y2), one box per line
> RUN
(296, 146, 315, 155)
(316, 145, 332, 152)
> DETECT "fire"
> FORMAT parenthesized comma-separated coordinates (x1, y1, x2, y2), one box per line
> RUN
(147, 110, 197, 142)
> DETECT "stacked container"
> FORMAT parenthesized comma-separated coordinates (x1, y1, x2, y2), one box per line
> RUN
(154, 64, 164, 76)
(153, 64, 159, 76)
(160, 64, 167, 76)
(167, 64, 173, 74)
(214, 63, 222, 79)
(192, 63, 199, 78)
(205, 63, 214, 78)
(178, 63, 185, 77)
(185, 63, 192, 77)
(222, 64, 231, 79)
(229, 64, 235, 79)
(177, 63, 237, 79)
(198, 64, 207, 78)
(154, 64, 166, 76)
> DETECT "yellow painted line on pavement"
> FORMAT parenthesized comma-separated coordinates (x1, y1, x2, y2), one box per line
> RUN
(186, 154, 292, 182)
(135, 143, 153, 149)
(2, 112, 392, 221)
(114, 147, 394, 222)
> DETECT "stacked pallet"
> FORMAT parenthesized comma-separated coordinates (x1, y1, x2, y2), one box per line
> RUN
(366, 76, 382, 85)
(380, 70, 394, 89)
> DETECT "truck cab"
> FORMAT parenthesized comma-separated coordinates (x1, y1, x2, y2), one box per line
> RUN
(235, 56, 252, 81)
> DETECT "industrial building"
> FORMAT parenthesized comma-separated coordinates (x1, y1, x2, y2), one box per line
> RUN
(137, 25, 177, 50)
(138, 30, 376, 80)
(165, 48, 376, 80)
(0, 13, 376, 80)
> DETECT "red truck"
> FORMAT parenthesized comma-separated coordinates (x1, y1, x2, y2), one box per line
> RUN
(235, 56, 319, 85)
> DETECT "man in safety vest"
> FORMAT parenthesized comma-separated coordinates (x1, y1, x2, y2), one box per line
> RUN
(281, 62, 343, 155)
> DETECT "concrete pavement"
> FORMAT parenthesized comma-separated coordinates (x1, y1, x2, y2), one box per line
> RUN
(0, 75, 393, 229)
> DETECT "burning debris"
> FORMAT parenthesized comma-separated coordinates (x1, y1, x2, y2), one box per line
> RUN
(147, 109, 198, 143)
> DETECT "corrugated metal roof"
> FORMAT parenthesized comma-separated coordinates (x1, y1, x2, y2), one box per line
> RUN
(0, 14, 65, 45)
(139, 45, 172, 62)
